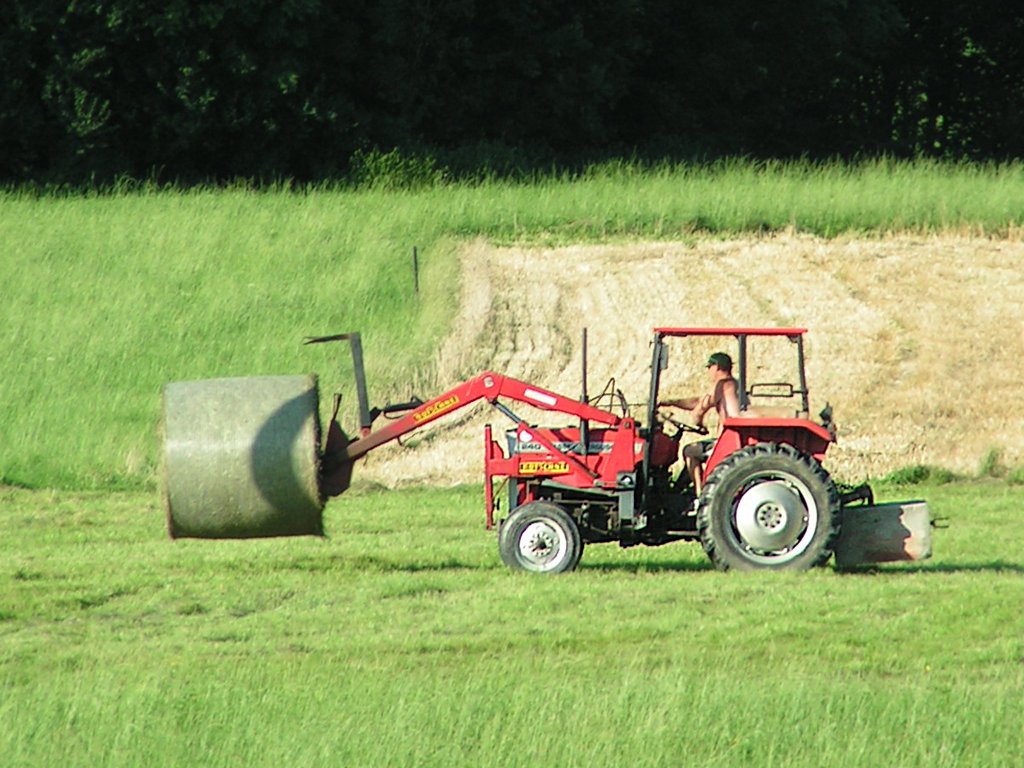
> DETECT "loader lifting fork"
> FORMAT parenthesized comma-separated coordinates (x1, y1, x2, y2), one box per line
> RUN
(161, 328, 933, 572)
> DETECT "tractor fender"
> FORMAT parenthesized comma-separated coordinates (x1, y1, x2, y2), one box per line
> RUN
(705, 417, 832, 476)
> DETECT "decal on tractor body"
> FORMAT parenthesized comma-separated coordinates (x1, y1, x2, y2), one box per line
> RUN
(413, 395, 460, 423)
(519, 460, 571, 475)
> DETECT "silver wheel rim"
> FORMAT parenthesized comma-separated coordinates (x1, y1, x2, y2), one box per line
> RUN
(517, 519, 569, 571)
(729, 472, 819, 564)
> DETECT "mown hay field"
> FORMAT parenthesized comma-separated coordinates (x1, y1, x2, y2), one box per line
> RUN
(370, 234, 1024, 486)
(1, 482, 1022, 767)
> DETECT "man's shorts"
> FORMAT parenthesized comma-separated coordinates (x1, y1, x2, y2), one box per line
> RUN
(682, 438, 715, 461)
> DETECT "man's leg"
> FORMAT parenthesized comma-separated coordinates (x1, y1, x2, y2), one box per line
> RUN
(688, 456, 704, 495)
(682, 440, 710, 496)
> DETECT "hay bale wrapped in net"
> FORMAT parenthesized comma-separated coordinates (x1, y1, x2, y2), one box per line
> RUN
(162, 375, 324, 538)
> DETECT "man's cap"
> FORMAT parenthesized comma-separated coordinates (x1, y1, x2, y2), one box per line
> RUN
(706, 352, 733, 369)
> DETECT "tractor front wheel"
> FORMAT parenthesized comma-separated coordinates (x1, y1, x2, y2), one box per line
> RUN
(697, 443, 841, 571)
(498, 501, 583, 574)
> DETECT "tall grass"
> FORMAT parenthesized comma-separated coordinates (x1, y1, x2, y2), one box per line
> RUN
(3, 159, 1024, 489)
(1, 187, 458, 488)
(1, 481, 1022, 767)
(443, 156, 1024, 240)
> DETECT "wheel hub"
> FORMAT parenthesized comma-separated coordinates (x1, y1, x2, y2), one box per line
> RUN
(519, 521, 567, 569)
(734, 480, 811, 553)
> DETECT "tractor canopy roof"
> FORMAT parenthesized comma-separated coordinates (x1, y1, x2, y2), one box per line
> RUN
(654, 327, 806, 338)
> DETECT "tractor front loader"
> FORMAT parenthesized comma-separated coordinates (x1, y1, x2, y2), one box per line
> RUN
(162, 328, 933, 572)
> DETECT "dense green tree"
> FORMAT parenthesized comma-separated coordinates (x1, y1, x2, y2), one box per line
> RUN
(846, 0, 1024, 159)
(615, 0, 904, 155)
(0, 3, 62, 179)
(0, 0, 1021, 183)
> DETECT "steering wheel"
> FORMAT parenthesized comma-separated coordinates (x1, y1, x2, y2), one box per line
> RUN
(659, 412, 709, 437)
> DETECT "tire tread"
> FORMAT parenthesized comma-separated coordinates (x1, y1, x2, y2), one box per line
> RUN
(696, 443, 841, 571)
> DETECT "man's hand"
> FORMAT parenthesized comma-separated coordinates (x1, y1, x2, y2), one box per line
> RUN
(692, 410, 705, 430)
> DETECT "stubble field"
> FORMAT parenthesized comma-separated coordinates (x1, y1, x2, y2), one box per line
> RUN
(2, 481, 1023, 767)
(368, 234, 1024, 486)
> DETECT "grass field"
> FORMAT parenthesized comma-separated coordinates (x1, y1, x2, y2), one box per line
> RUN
(3, 158, 1024, 489)
(3, 159, 1023, 765)
(1, 480, 1022, 767)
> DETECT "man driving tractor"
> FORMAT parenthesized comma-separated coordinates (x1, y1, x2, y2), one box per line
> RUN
(658, 351, 743, 494)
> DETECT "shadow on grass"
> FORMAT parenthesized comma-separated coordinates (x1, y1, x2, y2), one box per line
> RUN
(281, 554, 717, 574)
(276, 552, 1023, 576)
(256, 552, 487, 574)
(346, 555, 486, 573)
(370, 561, 1024, 577)
(580, 560, 715, 573)
(836, 560, 1024, 575)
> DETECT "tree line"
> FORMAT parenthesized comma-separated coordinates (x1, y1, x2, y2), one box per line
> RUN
(2, 0, 1022, 185)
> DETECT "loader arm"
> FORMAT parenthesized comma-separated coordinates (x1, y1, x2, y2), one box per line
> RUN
(342, 371, 623, 462)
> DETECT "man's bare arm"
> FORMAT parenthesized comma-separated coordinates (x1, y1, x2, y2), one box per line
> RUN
(693, 380, 742, 427)
(659, 396, 701, 410)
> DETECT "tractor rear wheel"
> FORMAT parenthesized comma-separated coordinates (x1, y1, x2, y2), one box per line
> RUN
(697, 443, 841, 571)
(498, 501, 583, 573)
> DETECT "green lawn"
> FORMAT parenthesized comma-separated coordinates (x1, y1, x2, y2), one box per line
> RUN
(2, 481, 1021, 767)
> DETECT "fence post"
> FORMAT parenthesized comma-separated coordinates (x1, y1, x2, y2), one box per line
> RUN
(412, 246, 419, 295)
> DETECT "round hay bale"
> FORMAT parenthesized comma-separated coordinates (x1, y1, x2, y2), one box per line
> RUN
(162, 375, 324, 538)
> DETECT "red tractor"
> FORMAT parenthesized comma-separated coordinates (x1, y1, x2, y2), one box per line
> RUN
(164, 327, 916, 573)
(318, 327, 868, 572)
